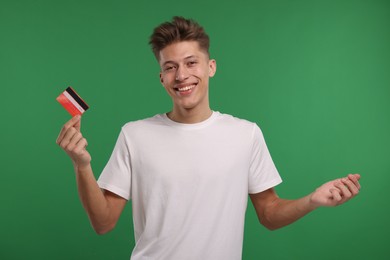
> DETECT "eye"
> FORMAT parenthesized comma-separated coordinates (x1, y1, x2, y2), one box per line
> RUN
(187, 61, 198, 67)
(164, 65, 176, 72)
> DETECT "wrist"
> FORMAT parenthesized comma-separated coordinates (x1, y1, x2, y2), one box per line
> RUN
(73, 162, 92, 174)
(307, 193, 321, 211)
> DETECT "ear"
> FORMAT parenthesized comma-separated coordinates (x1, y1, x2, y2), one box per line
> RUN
(159, 72, 164, 85)
(208, 59, 217, 78)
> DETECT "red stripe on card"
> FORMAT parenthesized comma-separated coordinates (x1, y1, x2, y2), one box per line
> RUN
(63, 91, 85, 113)
(57, 93, 83, 116)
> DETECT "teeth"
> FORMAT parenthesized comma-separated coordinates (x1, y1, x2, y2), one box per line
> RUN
(178, 84, 195, 92)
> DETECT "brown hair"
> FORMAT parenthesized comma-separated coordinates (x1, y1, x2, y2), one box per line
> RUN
(149, 16, 210, 61)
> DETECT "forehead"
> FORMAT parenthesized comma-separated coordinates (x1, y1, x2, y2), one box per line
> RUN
(159, 41, 208, 64)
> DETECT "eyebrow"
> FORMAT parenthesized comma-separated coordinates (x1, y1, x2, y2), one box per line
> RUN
(162, 55, 199, 67)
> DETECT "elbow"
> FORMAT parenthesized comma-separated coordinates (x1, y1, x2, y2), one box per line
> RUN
(92, 222, 116, 235)
(88, 209, 120, 235)
(260, 219, 280, 231)
(94, 228, 111, 235)
(259, 211, 284, 231)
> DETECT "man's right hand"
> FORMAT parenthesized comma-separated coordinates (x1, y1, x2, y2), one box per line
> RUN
(56, 116, 126, 235)
(56, 115, 91, 170)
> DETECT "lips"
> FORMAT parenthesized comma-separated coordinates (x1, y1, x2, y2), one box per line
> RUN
(174, 83, 197, 95)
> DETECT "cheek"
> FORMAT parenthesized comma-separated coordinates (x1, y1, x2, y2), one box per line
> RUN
(192, 67, 209, 78)
(161, 77, 175, 94)
(160, 74, 172, 86)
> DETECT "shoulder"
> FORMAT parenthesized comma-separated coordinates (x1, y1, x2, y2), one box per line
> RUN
(122, 114, 164, 129)
(119, 114, 167, 138)
(215, 111, 259, 132)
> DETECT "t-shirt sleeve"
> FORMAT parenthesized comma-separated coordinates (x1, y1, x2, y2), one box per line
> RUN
(97, 128, 131, 200)
(248, 124, 282, 194)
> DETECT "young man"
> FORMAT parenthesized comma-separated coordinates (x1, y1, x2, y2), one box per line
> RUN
(56, 16, 361, 260)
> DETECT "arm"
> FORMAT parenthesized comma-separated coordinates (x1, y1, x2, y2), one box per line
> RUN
(56, 115, 127, 234)
(250, 174, 361, 230)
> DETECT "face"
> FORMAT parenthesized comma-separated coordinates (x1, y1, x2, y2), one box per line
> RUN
(159, 41, 216, 115)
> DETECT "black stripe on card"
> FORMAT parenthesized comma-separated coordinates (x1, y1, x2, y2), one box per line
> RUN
(65, 87, 89, 110)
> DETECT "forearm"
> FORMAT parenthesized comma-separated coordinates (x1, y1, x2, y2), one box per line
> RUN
(74, 164, 112, 234)
(261, 194, 318, 230)
(253, 174, 361, 231)
(57, 116, 120, 234)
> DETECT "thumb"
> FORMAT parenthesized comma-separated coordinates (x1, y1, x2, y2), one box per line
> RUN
(73, 115, 82, 131)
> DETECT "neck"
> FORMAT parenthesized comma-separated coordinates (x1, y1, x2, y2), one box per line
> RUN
(167, 107, 212, 124)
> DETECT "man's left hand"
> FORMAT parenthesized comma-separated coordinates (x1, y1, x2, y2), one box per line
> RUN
(310, 173, 361, 208)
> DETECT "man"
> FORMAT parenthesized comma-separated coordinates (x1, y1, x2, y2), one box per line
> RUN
(56, 16, 361, 259)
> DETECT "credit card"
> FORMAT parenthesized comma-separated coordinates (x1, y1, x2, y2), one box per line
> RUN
(56, 87, 89, 116)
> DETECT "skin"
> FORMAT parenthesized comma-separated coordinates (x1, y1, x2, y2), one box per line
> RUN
(56, 115, 126, 234)
(159, 41, 216, 124)
(56, 40, 361, 234)
(250, 174, 361, 230)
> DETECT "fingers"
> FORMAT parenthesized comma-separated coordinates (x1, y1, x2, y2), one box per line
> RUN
(313, 174, 361, 207)
(56, 115, 81, 145)
(347, 173, 361, 190)
(330, 188, 342, 202)
(72, 137, 88, 155)
(342, 176, 360, 196)
(330, 175, 360, 205)
(352, 173, 361, 181)
(56, 116, 87, 155)
(334, 180, 352, 199)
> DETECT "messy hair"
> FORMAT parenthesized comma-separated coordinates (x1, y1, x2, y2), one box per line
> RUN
(149, 16, 210, 61)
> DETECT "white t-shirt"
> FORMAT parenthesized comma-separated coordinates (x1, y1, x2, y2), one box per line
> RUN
(98, 111, 282, 260)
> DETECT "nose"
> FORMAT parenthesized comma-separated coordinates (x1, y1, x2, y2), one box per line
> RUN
(175, 66, 189, 81)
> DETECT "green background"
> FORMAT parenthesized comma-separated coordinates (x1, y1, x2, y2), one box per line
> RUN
(1, 0, 389, 259)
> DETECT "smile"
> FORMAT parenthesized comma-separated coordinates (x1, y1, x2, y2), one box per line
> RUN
(177, 84, 196, 91)
(174, 83, 197, 94)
